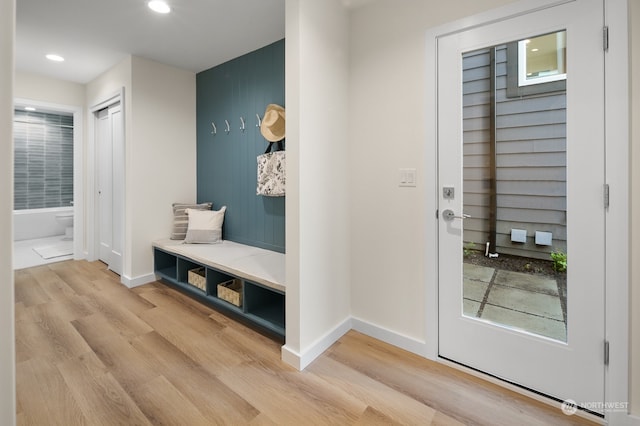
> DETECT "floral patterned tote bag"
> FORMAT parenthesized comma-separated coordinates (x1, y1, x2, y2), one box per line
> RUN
(257, 141, 285, 197)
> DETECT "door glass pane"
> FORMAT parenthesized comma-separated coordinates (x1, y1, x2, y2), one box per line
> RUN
(461, 33, 567, 342)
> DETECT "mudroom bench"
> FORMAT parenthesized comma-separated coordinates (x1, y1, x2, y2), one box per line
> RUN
(152, 239, 285, 341)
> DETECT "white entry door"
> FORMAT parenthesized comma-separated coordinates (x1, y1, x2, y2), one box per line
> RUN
(96, 102, 124, 275)
(438, 0, 605, 410)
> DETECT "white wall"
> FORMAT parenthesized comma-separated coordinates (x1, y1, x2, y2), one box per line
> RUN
(15, 72, 85, 107)
(86, 56, 197, 285)
(86, 56, 132, 106)
(0, 1, 16, 424)
(129, 56, 197, 280)
(284, 0, 351, 368)
(631, 0, 640, 416)
(284, 0, 302, 356)
(348, 0, 514, 344)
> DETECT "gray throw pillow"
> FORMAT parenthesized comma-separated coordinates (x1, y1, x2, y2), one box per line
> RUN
(170, 202, 212, 240)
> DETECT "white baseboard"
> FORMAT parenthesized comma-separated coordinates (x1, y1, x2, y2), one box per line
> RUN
(351, 316, 428, 358)
(615, 412, 640, 426)
(74, 250, 87, 261)
(280, 345, 302, 370)
(121, 272, 156, 288)
(281, 317, 352, 370)
(281, 316, 430, 371)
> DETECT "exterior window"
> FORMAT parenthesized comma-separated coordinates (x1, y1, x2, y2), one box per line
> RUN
(518, 30, 566, 86)
(506, 30, 566, 98)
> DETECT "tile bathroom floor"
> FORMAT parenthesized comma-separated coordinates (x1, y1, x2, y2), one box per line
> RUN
(14, 235, 74, 270)
(463, 263, 567, 342)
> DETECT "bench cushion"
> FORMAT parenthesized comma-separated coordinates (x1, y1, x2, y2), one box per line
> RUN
(153, 239, 285, 293)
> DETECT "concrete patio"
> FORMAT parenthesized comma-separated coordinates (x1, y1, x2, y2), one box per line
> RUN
(463, 263, 567, 341)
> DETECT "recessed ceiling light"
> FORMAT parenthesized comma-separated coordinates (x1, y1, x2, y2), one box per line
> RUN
(46, 54, 65, 62)
(531, 48, 539, 52)
(148, 1, 171, 14)
(24, 107, 36, 111)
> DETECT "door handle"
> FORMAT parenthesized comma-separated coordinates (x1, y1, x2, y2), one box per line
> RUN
(442, 209, 470, 221)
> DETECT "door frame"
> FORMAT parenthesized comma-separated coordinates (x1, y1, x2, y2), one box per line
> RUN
(88, 88, 126, 278)
(14, 98, 84, 261)
(424, 0, 630, 422)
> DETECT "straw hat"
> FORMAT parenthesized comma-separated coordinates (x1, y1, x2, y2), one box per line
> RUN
(260, 104, 285, 142)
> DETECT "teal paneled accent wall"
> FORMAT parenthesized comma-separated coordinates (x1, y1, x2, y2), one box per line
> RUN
(196, 39, 285, 253)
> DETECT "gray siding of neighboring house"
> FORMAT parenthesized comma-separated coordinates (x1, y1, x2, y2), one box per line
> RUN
(462, 46, 567, 260)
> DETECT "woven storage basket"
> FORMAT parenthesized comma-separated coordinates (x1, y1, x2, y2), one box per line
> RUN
(187, 267, 206, 291)
(217, 279, 242, 307)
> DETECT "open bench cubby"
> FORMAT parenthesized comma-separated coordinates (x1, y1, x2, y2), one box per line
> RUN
(152, 242, 285, 341)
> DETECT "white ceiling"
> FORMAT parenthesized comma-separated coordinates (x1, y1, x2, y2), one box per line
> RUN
(16, 0, 287, 84)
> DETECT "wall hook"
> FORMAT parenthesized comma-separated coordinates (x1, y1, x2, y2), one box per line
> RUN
(224, 119, 231, 134)
(239, 116, 246, 133)
(211, 121, 217, 135)
(256, 113, 262, 128)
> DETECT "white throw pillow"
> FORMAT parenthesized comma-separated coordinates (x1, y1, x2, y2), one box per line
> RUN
(184, 206, 226, 244)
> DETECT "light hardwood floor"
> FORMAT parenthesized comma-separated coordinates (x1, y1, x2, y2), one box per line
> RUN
(15, 260, 599, 425)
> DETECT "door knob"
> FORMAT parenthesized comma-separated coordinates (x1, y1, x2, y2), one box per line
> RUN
(442, 209, 470, 221)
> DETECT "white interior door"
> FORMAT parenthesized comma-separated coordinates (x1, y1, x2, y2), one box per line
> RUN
(438, 0, 605, 410)
(96, 102, 124, 275)
(97, 107, 112, 265)
(109, 104, 124, 275)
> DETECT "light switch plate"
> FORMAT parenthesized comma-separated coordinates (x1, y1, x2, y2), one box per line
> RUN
(399, 168, 417, 187)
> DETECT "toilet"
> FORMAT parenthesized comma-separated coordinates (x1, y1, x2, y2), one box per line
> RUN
(55, 212, 74, 240)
